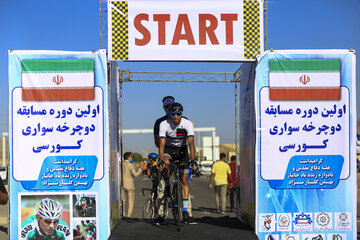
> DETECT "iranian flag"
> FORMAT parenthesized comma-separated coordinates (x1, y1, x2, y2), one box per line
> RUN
(269, 59, 341, 101)
(21, 59, 94, 101)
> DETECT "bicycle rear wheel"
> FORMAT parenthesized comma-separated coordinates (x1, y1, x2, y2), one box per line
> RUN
(142, 198, 155, 219)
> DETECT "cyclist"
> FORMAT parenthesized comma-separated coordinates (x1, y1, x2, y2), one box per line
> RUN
(20, 198, 71, 240)
(153, 96, 175, 148)
(158, 102, 197, 224)
(85, 220, 96, 239)
(146, 152, 162, 198)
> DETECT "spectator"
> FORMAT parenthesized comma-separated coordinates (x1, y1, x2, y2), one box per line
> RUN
(0, 175, 8, 205)
(229, 155, 240, 212)
(120, 151, 147, 219)
(209, 153, 232, 214)
(74, 225, 84, 240)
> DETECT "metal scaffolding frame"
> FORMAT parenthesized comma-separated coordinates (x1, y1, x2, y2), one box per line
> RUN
(101, 0, 267, 220)
(117, 68, 242, 218)
(99, 0, 108, 50)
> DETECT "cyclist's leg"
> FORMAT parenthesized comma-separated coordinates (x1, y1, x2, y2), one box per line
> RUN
(187, 193, 192, 217)
(156, 178, 165, 217)
(162, 147, 175, 197)
(180, 173, 189, 202)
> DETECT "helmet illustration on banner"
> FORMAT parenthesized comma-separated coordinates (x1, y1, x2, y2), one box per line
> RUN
(37, 198, 63, 221)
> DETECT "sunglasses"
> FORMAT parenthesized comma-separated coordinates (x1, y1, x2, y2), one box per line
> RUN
(43, 219, 59, 225)
(170, 111, 182, 117)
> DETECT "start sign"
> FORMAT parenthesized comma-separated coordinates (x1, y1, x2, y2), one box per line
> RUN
(108, 0, 264, 61)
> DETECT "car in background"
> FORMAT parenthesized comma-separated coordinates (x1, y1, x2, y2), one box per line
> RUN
(198, 161, 213, 176)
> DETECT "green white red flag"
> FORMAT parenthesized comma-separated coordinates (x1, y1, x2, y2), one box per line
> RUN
(269, 59, 341, 100)
(21, 59, 94, 101)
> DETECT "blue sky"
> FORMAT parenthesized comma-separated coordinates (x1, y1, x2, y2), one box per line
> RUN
(1, 0, 359, 155)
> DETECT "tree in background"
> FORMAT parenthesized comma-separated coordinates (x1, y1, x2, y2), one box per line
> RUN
(132, 152, 145, 162)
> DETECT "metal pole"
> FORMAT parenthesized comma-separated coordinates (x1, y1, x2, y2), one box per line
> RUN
(264, 0, 268, 51)
(212, 130, 216, 161)
(99, 0, 101, 49)
(234, 73, 240, 212)
(2, 133, 7, 166)
(119, 72, 124, 219)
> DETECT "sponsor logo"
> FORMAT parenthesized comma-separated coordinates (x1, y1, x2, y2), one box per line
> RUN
(263, 214, 273, 230)
(299, 74, 310, 85)
(266, 234, 279, 240)
(316, 212, 330, 227)
(294, 213, 312, 225)
(302, 234, 325, 240)
(314, 212, 332, 231)
(53, 75, 64, 85)
(336, 212, 350, 229)
(283, 234, 297, 240)
(278, 214, 290, 227)
(332, 234, 343, 240)
(293, 212, 312, 232)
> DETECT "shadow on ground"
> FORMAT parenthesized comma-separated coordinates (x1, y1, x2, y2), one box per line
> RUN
(109, 215, 257, 240)
(0, 226, 7, 234)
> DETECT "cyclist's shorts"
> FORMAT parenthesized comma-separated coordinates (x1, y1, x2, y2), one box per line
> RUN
(164, 145, 190, 175)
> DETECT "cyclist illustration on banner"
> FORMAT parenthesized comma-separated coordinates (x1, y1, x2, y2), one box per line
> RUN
(20, 197, 71, 240)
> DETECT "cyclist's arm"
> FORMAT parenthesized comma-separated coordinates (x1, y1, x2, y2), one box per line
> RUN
(188, 136, 195, 161)
(154, 134, 160, 148)
(159, 137, 166, 162)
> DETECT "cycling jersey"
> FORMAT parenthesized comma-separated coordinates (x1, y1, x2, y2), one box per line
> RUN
(159, 117, 194, 148)
(153, 115, 168, 135)
(81, 198, 87, 208)
(20, 215, 71, 240)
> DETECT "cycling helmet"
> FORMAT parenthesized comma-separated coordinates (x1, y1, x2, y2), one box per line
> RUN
(168, 102, 183, 113)
(37, 198, 63, 221)
(148, 153, 158, 160)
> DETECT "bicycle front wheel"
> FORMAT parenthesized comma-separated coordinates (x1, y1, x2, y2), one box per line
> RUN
(171, 181, 182, 231)
(142, 198, 155, 219)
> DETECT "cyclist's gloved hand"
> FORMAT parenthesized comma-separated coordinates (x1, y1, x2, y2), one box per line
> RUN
(189, 160, 198, 171)
(157, 160, 166, 171)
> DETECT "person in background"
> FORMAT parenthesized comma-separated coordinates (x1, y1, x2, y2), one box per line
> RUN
(120, 151, 147, 220)
(229, 155, 240, 212)
(209, 153, 232, 214)
(0, 175, 8, 205)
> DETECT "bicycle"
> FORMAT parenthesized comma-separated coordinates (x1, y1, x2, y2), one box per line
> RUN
(142, 188, 156, 219)
(167, 159, 192, 231)
(142, 187, 169, 219)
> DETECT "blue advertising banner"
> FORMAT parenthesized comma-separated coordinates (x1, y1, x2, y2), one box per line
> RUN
(8, 50, 109, 239)
(255, 50, 356, 240)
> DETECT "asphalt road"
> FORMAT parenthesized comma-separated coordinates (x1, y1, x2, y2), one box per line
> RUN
(109, 174, 258, 239)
